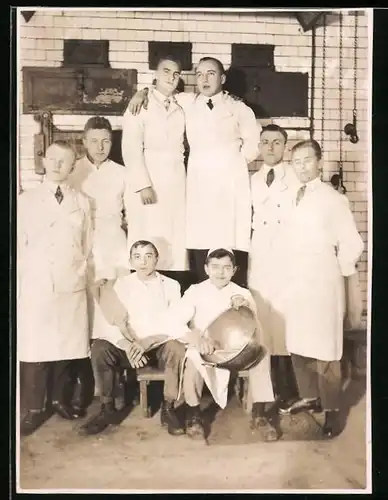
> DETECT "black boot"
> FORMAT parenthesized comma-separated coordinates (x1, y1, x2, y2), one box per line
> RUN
(322, 410, 341, 439)
(251, 402, 279, 442)
(160, 401, 185, 436)
(78, 402, 121, 436)
(185, 405, 205, 440)
(20, 410, 47, 437)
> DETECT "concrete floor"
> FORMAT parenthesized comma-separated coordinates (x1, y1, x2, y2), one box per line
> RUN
(17, 375, 369, 493)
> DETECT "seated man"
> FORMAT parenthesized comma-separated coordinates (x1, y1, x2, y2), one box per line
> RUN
(165, 248, 279, 442)
(79, 240, 186, 436)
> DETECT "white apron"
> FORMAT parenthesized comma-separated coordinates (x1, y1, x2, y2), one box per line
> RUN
(122, 91, 188, 271)
(17, 183, 92, 363)
(183, 94, 256, 252)
(278, 179, 364, 361)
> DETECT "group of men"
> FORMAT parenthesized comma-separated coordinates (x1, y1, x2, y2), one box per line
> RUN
(17, 54, 364, 443)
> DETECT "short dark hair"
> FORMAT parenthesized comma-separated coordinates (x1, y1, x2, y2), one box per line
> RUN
(205, 248, 236, 266)
(291, 139, 322, 160)
(260, 124, 288, 143)
(130, 240, 159, 259)
(198, 57, 225, 75)
(46, 140, 76, 157)
(84, 116, 113, 135)
(156, 55, 182, 73)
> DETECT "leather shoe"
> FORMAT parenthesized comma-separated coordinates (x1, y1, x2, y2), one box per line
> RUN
(185, 406, 205, 440)
(279, 398, 322, 415)
(72, 405, 87, 418)
(160, 401, 185, 436)
(79, 403, 121, 436)
(20, 411, 47, 436)
(52, 401, 81, 420)
(322, 410, 341, 439)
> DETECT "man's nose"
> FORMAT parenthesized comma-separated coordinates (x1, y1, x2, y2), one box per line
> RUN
(98, 142, 104, 151)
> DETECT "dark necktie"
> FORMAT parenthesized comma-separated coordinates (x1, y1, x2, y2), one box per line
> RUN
(266, 168, 275, 187)
(296, 184, 306, 205)
(207, 99, 214, 110)
(55, 185, 64, 205)
(164, 98, 170, 111)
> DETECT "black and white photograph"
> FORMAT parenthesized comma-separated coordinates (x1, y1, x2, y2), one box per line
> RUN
(14, 7, 372, 493)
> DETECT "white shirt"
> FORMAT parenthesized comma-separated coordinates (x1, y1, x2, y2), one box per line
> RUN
(68, 156, 128, 227)
(92, 271, 181, 347)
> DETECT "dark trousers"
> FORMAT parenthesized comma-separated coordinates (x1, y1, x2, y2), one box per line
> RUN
(65, 357, 95, 409)
(271, 355, 299, 401)
(92, 338, 186, 404)
(20, 360, 74, 412)
(188, 249, 248, 288)
(291, 353, 342, 410)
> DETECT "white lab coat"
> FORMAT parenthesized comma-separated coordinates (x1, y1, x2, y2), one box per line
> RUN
(176, 91, 261, 252)
(68, 156, 129, 280)
(121, 89, 188, 271)
(278, 178, 364, 361)
(92, 271, 182, 350)
(248, 162, 300, 355)
(165, 279, 273, 408)
(17, 181, 93, 363)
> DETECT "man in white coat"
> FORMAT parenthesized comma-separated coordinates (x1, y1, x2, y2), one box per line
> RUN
(80, 240, 187, 437)
(17, 140, 93, 436)
(68, 116, 130, 281)
(67, 116, 131, 417)
(121, 56, 188, 275)
(165, 248, 279, 442)
(248, 124, 300, 407)
(129, 57, 261, 287)
(278, 139, 364, 438)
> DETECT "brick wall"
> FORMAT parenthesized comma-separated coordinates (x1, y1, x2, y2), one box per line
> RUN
(17, 8, 371, 316)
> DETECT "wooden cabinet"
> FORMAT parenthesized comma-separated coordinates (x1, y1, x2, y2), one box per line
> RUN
(23, 67, 137, 115)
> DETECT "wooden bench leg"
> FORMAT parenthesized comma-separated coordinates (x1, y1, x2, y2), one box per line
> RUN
(139, 380, 149, 418)
(242, 378, 249, 413)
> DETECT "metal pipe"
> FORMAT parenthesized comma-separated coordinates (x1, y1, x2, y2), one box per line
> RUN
(310, 24, 317, 139)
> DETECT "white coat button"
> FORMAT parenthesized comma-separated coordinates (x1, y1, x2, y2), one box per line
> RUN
(263, 221, 267, 225)
(277, 204, 280, 208)
(278, 220, 281, 224)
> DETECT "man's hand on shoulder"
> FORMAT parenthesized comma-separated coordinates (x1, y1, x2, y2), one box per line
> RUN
(128, 88, 149, 115)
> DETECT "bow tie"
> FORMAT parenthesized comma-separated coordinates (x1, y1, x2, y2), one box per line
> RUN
(207, 99, 214, 110)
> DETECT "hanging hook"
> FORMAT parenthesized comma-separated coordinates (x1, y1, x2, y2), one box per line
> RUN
(344, 109, 359, 144)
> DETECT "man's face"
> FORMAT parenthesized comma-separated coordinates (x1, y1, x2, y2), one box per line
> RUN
(83, 128, 112, 166)
(155, 59, 181, 96)
(291, 146, 321, 183)
(130, 244, 158, 278)
(205, 256, 235, 289)
(43, 144, 75, 183)
(196, 60, 226, 97)
(259, 130, 286, 166)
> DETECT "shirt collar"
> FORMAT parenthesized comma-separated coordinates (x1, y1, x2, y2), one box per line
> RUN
(303, 176, 321, 192)
(152, 88, 176, 107)
(262, 161, 285, 177)
(84, 154, 109, 170)
(133, 271, 163, 286)
(198, 90, 224, 105)
(42, 179, 70, 194)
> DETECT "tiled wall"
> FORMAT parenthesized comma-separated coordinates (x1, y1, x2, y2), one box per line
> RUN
(17, 9, 371, 315)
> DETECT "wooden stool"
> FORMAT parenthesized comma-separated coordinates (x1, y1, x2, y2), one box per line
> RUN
(136, 367, 166, 418)
(235, 370, 250, 411)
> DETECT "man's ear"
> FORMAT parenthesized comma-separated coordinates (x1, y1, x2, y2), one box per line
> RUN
(221, 74, 226, 86)
(204, 264, 210, 277)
